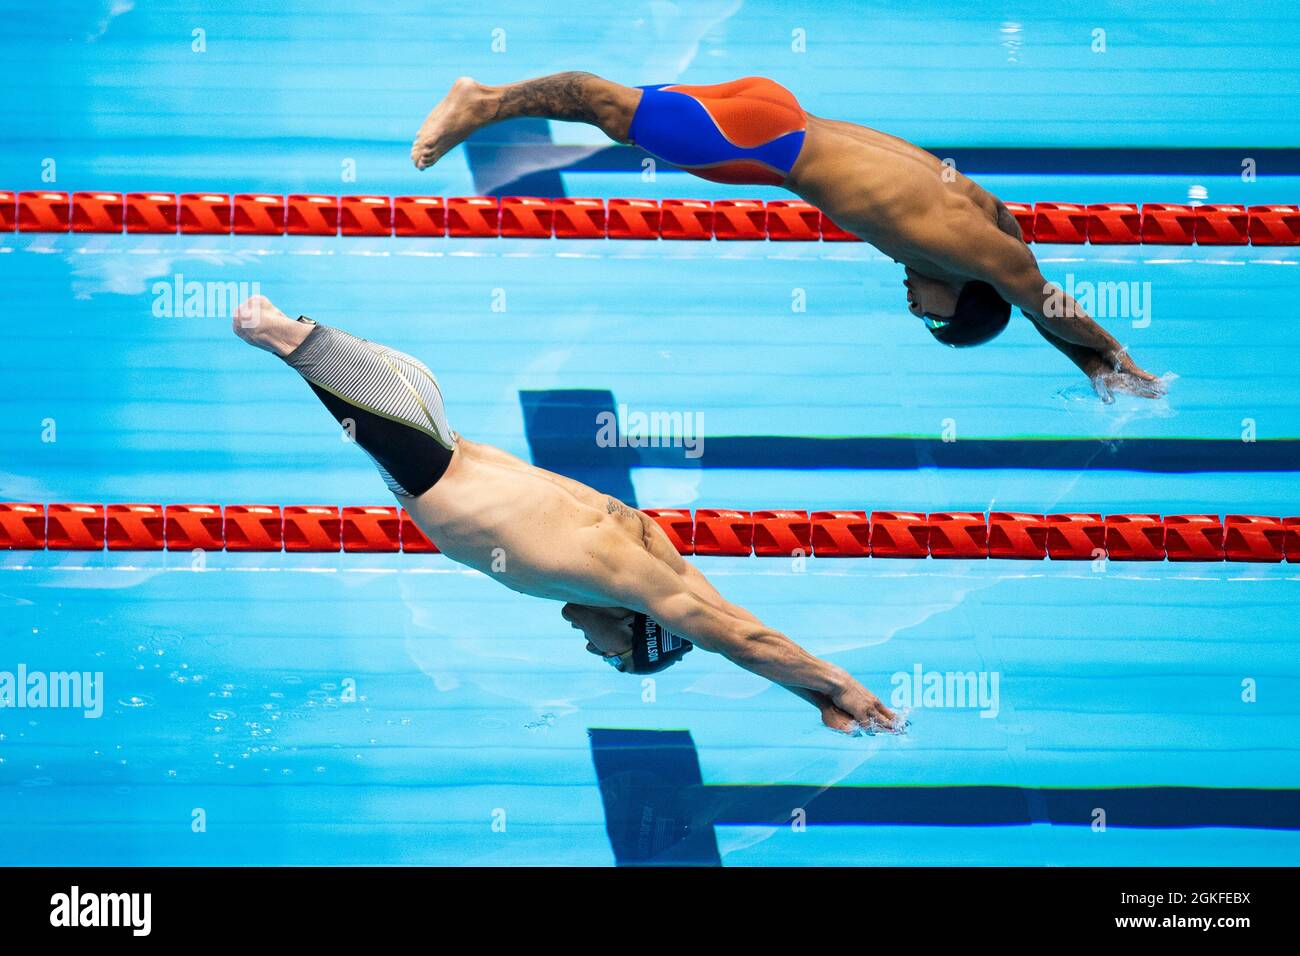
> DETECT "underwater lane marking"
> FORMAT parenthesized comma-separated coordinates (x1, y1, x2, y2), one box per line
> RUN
(589, 729, 1300, 866)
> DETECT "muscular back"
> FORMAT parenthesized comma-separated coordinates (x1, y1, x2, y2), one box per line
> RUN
(406, 438, 683, 604)
(788, 115, 1004, 275)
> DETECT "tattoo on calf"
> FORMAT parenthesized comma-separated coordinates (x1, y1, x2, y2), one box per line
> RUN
(494, 72, 602, 126)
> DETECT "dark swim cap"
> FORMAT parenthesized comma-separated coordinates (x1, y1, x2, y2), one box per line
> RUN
(922, 280, 1011, 347)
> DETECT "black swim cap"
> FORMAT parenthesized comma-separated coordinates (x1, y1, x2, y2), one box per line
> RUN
(923, 280, 1011, 348)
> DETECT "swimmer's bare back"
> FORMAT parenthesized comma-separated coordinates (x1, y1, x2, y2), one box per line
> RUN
(411, 73, 1164, 401)
(233, 296, 898, 735)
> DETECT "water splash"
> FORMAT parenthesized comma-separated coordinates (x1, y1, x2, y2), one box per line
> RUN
(1000, 21, 1023, 63)
(523, 712, 557, 732)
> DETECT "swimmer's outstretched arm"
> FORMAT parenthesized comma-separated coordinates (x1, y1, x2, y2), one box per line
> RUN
(563, 541, 897, 733)
(564, 602, 878, 733)
(1021, 314, 1161, 402)
(920, 215, 1167, 398)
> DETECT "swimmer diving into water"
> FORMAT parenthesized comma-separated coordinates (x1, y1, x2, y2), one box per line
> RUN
(411, 74, 1165, 402)
(232, 295, 899, 734)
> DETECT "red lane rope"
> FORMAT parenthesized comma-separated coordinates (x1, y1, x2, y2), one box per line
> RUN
(4, 191, 1298, 245)
(2, 503, 1296, 561)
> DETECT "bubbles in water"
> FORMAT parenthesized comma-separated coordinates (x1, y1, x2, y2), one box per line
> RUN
(118, 694, 154, 709)
(524, 712, 557, 732)
(999, 21, 1023, 63)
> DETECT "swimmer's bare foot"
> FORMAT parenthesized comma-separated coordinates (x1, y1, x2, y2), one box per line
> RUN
(411, 76, 493, 170)
(232, 295, 312, 358)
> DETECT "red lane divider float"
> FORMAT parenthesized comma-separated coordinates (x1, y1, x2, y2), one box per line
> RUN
(4, 504, 1299, 561)
(3, 190, 1298, 245)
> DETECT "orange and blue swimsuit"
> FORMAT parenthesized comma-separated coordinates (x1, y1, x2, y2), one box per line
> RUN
(627, 77, 807, 186)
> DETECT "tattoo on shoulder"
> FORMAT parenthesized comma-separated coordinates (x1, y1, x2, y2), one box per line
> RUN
(995, 201, 1024, 241)
(605, 498, 633, 518)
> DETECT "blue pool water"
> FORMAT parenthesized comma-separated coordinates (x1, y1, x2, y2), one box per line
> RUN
(1, 1, 1297, 866)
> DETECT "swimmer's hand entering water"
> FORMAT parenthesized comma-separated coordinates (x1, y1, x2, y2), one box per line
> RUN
(1090, 349, 1168, 403)
(1024, 311, 1167, 403)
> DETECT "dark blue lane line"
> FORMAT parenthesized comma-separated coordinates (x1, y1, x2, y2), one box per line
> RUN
(519, 389, 1300, 511)
(590, 729, 1300, 866)
(629, 436, 1300, 472)
(589, 729, 722, 866)
(470, 141, 1300, 184)
(520, 389, 638, 504)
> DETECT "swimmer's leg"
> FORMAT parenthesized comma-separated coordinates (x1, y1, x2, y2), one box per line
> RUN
(413, 72, 807, 189)
(412, 72, 642, 169)
(232, 296, 456, 497)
